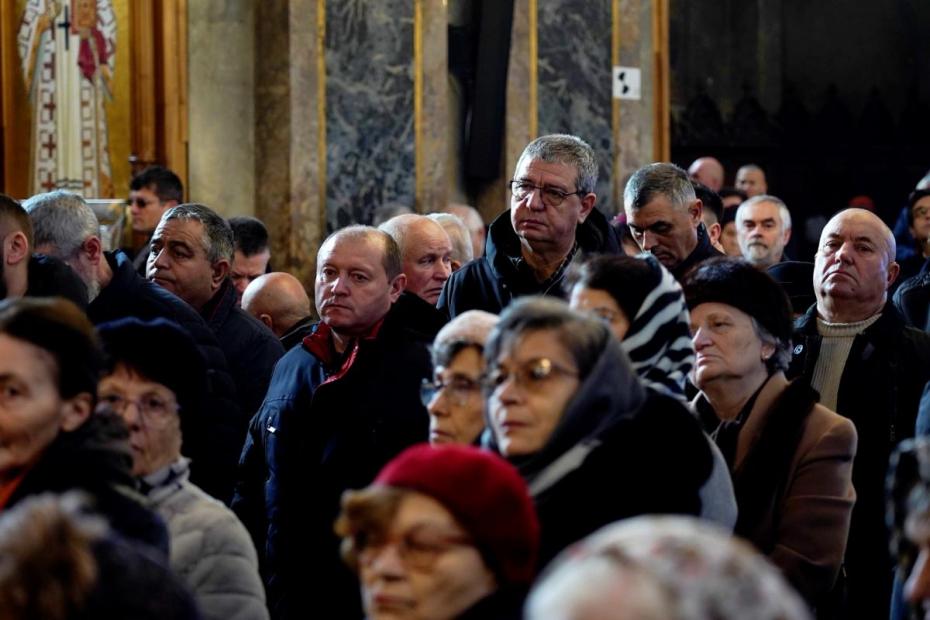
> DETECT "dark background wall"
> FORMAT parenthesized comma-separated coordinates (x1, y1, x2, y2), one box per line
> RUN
(669, 0, 930, 254)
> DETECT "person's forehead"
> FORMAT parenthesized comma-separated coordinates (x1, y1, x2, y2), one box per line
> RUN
(0, 334, 58, 386)
(154, 217, 203, 240)
(742, 201, 781, 220)
(627, 194, 681, 223)
(319, 236, 384, 270)
(515, 157, 578, 187)
(822, 213, 886, 244)
(409, 222, 452, 254)
(914, 196, 930, 211)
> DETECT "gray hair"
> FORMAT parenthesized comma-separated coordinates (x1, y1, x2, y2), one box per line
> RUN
(624, 163, 696, 212)
(22, 191, 98, 258)
(320, 225, 402, 281)
(516, 134, 598, 195)
(161, 203, 234, 264)
(736, 195, 792, 232)
(428, 212, 473, 266)
(485, 297, 610, 380)
(750, 317, 791, 373)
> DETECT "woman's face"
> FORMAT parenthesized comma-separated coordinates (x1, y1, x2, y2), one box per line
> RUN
(568, 284, 630, 340)
(359, 491, 496, 620)
(689, 302, 772, 390)
(487, 329, 581, 457)
(97, 365, 182, 477)
(427, 347, 485, 446)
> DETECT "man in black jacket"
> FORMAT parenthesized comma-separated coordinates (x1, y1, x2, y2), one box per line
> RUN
(438, 134, 620, 318)
(23, 190, 244, 502)
(624, 162, 723, 282)
(788, 208, 930, 618)
(147, 203, 284, 421)
(233, 226, 433, 619)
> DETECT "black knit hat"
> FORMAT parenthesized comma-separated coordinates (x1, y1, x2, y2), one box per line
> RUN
(683, 257, 794, 346)
(97, 318, 207, 454)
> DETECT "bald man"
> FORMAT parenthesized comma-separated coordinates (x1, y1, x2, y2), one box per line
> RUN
(241, 272, 314, 349)
(736, 164, 768, 198)
(788, 208, 930, 618)
(687, 157, 725, 192)
(379, 214, 453, 305)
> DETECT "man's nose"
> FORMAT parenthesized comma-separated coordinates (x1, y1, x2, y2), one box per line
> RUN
(330, 276, 350, 295)
(640, 231, 658, 251)
(151, 247, 170, 269)
(692, 326, 712, 350)
(435, 261, 452, 281)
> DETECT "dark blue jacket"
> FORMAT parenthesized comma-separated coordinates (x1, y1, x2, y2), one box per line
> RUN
(89, 251, 243, 502)
(232, 302, 433, 619)
(201, 278, 284, 422)
(438, 207, 621, 318)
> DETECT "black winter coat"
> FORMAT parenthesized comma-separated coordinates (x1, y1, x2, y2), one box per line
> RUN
(232, 301, 433, 620)
(89, 251, 244, 502)
(438, 207, 621, 318)
(788, 303, 930, 618)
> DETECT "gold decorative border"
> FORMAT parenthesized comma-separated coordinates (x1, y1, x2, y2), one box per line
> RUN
(414, 0, 423, 211)
(651, 0, 670, 161)
(611, 0, 620, 208)
(317, 0, 327, 233)
(528, 0, 538, 138)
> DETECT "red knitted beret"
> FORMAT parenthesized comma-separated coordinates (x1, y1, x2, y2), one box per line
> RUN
(375, 443, 540, 585)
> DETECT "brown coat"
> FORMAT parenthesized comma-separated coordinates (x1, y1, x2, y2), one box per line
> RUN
(698, 372, 857, 603)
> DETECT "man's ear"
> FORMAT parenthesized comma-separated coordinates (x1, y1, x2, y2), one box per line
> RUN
(83, 236, 103, 266)
(212, 259, 230, 287)
(5, 231, 29, 265)
(708, 222, 722, 244)
(689, 199, 704, 226)
(259, 313, 274, 330)
(887, 260, 901, 288)
(577, 193, 597, 223)
(782, 227, 792, 245)
(389, 273, 406, 303)
(60, 393, 93, 432)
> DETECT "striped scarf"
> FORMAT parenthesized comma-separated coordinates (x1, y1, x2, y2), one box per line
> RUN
(621, 255, 695, 400)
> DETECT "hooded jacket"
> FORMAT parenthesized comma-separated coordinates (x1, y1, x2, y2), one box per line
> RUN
(438, 208, 620, 318)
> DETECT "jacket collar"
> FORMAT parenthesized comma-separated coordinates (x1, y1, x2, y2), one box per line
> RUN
(200, 278, 237, 330)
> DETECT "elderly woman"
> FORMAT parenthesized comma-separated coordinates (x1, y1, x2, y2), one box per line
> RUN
(336, 443, 539, 619)
(684, 257, 857, 606)
(96, 317, 268, 620)
(566, 253, 694, 399)
(483, 296, 712, 565)
(422, 310, 499, 445)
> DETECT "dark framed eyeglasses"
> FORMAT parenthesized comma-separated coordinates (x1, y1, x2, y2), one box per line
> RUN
(98, 392, 179, 426)
(509, 180, 585, 207)
(420, 376, 481, 408)
(482, 357, 579, 393)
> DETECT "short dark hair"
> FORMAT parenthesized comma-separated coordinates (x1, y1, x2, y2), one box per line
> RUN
(907, 190, 930, 227)
(130, 166, 183, 204)
(161, 204, 234, 264)
(0, 298, 103, 399)
(0, 194, 34, 247)
(565, 254, 660, 325)
(228, 216, 270, 257)
(718, 187, 748, 203)
(692, 182, 723, 224)
(624, 163, 696, 212)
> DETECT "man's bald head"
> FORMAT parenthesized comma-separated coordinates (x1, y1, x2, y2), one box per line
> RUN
(687, 157, 725, 192)
(814, 208, 898, 322)
(242, 272, 312, 337)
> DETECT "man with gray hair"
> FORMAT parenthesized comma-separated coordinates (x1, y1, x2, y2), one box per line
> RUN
(427, 211, 473, 271)
(624, 163, 722, 281)
(24, 190, 246, 501)
(438, 134, 620, 317)
(148, 203, 283, 419)
(736, 194, 792, 269)
(789, 208, 930, 617)
(443, 202, 486, 258)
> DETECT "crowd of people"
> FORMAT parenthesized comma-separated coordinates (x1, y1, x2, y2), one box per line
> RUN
(1, 135, 930, 619)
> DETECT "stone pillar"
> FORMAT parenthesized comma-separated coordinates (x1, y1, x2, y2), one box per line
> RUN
(187, 1, 255, 216)
(415, 0, 448, 213)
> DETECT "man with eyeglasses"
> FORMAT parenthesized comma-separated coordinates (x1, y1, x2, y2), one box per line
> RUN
(438, 134, 620, 318)
(128, 166, 183, 275)
(624, 162, 723, 281)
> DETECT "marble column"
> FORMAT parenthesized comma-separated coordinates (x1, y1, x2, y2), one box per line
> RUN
(415, 0, 448, 213)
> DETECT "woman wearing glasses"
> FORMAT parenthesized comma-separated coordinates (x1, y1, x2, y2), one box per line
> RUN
(336, 443, 539, 620)
(422, 310, 500, 446)
(483, 296, 713, 565)
(97, 318, 268, 620)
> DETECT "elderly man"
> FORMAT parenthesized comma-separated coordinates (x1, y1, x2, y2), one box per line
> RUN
(147, 204, 283, 420)
(687, 156, 725, 192)
(439, 134, 619, 317)
(241, 272, 314, 349)
(129, 166, 182, 274)
(444, 202, 486, 258)
(233, 226, 433, 618)
(229, 216, 272, 303)
(625, 163, 722, 281)
(379, 213, 452, 304)
(428, 212, 473, 271)
(736, 164, 768, 198)
(22, 190, 244, 501)
(736, 194, 792, 269)
(789, 208, 930, 618)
